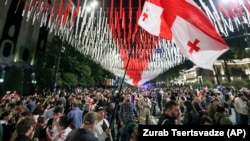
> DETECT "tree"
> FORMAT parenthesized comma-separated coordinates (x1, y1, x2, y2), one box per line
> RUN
(155, 60, 193, 82)
(230, 79, 248, 90)
(218, 26, 250, 83)
(60, 72, 78, 88)
(202, 81, 214, 88)
(36, 68, 54, 89)
(35, 36, 112, 90)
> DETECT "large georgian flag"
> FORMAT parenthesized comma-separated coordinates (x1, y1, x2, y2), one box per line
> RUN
(138, 0, 229, 70)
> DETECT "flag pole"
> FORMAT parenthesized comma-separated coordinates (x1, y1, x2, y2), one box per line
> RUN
(117, 40, 135, 95)
(117, 29, 139, 96)
(109, 31, 138, 136)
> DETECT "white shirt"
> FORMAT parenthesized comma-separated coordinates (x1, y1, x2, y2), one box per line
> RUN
(52, 127, 72, 141)
(0, 120, 8, 125)
(234, 97, 248, 115)
(93, 119, 111, 141)
(44, 107, 55, 123)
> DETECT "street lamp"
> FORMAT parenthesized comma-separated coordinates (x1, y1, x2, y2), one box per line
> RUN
(244, 24, 250, 52)
(86, 0, 99, 12)
(54, 46, 65, 90)
(198, 76, 203, 90)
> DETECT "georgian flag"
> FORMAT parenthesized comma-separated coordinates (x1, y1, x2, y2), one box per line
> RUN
(138, 0, 229, 70)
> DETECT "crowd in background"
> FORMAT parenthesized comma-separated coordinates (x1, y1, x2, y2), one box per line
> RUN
(0, 84, 249, 141)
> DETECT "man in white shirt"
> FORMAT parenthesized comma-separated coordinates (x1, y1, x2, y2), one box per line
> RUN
(234, 93, 249, 125)
(137, 91, 152, 125)
(93, 106, 112, 141)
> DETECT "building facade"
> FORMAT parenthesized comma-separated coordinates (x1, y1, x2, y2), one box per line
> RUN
(0, 0, 49, 95)
(180, 58, 250, 86)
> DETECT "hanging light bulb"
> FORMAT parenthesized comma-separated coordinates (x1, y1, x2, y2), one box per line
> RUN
(90, 0, 99, 8)
(86, 6, 92, 12)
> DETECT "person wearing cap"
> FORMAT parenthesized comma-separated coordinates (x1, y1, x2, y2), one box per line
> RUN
(65, 111, 99, 141)
(207, 97, 220, 123)
(93, 106, 112, 141)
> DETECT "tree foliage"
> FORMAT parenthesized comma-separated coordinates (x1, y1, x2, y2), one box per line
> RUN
(155, 60, 194, 81)
(36, 68, 54, 89)
(35, 37, 114, 90)
(230, 79, 248, 90)
(202, 81, 214, 88)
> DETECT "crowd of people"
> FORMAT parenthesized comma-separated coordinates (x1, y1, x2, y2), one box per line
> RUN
(0, 85, 249, 141)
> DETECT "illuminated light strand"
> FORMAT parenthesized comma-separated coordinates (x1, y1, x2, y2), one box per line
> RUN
(7, 0, 250, 85)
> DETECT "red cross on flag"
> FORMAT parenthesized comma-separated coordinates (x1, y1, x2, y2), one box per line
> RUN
(138, 0, 229, 70)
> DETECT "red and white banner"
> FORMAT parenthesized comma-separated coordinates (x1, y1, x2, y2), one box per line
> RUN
(138, 0, 229, 70)
(8, 0, 250, 86)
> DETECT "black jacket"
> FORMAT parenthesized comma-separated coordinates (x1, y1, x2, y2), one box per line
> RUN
(157, 114, 176, 125)
(15, 134, 32, 141)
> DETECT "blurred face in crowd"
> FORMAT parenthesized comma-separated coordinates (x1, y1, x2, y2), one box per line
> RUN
(2, 111, 13, 121)
(56, 117, 67, 131)
(8, 112, 13, 121)
(55, 95, 59, 100)
(26, 97, 31, 102)
(56, 123, 64, 131)
(213, 100, 220, 105)
(107, 97, 113, 103)
(50, 98, 55, 104)
(53, 112, 63, 120)
(142, 92, 147, 97)
(96, 110, 105, 120)
(163, 93, 169, 98)
(166, 105, 180, 119)
(125, 93, 131, 103)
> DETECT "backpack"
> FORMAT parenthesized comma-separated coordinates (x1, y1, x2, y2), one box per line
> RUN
(101, 119, 112, 141)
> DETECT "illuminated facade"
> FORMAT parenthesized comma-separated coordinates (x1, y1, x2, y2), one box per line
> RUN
(0, 0, 50, 94)
(180, 58, 250, 85)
